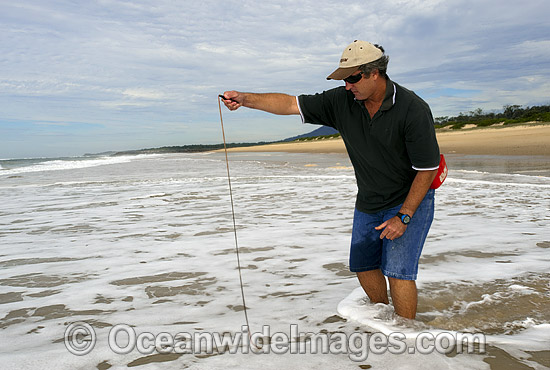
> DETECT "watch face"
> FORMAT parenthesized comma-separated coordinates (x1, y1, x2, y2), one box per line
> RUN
(397, 212, 411, 224)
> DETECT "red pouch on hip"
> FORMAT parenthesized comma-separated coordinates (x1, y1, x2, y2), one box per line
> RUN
(430, 154, 448, 189)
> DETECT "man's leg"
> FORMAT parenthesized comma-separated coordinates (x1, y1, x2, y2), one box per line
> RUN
(380, 189, 435, 319)
(357, 271, 418, 319)
(388, 277, 417, 319)
(356, 269, 389, 304)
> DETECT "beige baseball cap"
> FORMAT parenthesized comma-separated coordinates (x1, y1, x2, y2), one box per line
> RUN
(326, 40, 383, 80)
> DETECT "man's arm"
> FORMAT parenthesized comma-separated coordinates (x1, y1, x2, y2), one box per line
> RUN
(375, 169, 437, 240)
(221, 91, 300, 115)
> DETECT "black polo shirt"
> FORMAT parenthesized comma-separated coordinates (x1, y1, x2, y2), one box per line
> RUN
(297, 77, 440, 213)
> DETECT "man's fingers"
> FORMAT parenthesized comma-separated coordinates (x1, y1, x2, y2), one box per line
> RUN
(374, 222, 386, 230)
(376, 222, 389, 240)
(220, 94, 236, 103)
(375, 218, 406, 240)
(221, 91, 240, 101)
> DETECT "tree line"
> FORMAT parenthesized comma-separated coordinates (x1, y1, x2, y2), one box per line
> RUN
(112, 142, 273, 156)
(434, 104, 550, 129)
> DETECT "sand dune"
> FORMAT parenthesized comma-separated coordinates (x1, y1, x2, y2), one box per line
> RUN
(222, 124, 550, 156)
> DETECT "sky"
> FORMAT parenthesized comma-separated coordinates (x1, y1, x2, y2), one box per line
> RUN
(1, 0, 549, 158)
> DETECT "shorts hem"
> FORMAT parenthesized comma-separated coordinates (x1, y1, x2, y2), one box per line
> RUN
(349, 265, 380, 273)
(382, 270, 417, 281)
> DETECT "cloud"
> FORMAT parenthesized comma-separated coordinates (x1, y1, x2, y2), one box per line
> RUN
(1, 0, 549, 157)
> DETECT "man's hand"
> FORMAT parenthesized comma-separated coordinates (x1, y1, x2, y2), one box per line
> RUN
(220, 91, 243, 111)
(375, 217, 407, 240)
(375, 169, 437, 241)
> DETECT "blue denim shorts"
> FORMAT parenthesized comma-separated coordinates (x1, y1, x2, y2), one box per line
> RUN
(349, 189, 435, 280)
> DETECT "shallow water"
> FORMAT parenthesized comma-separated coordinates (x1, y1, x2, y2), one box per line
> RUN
(0, 152, 549, 369)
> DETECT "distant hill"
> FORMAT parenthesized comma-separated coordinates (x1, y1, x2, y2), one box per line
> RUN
(105, 126, 339, 157)
(283, 126, 339, 141)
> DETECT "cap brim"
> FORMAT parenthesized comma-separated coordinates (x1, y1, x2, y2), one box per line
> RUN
(326, 66, 360, 80)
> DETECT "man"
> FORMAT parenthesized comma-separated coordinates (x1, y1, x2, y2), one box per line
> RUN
(221, 40, 440, 319)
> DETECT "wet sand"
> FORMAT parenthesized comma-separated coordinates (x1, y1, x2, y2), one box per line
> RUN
(222, 124, 550, 156)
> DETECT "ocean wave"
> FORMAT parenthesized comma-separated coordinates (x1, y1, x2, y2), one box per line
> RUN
(0, 155, 156, 176)
(446, 177, 550, 188)
(453, 169, 549, 178)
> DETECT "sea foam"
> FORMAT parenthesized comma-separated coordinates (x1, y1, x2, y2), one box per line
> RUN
(0, 152, 548, 369)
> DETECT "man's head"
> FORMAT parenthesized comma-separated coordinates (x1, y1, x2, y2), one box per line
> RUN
(327, 40, 389, 81)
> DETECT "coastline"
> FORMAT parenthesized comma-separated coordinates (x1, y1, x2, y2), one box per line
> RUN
(220, 124, 550, 156)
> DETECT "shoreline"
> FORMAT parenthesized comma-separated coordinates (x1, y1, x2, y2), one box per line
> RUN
(220, 124, 550, 156)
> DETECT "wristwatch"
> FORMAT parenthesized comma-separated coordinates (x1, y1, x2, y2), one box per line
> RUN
(396, 212, 412, 225)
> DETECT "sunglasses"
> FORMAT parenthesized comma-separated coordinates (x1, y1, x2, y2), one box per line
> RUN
(343, 72, 363, 84)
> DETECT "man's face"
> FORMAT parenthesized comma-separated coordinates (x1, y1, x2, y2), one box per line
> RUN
(344, 70, 375, 101)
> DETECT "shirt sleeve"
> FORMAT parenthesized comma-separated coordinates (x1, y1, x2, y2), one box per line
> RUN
(405, 98, 441, 170)
(297, 88, 342, 130)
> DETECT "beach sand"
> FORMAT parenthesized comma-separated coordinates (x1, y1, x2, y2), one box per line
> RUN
(223, 124, 550, 156)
